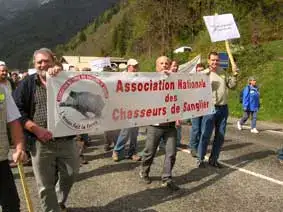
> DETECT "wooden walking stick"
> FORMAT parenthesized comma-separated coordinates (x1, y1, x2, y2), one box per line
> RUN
(17, 162, 34, 212)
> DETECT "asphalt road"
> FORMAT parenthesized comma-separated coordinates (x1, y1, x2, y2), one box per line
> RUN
(11, 122, 283, 212)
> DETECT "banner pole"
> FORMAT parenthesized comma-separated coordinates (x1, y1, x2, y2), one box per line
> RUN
(17, 162, 34, 212)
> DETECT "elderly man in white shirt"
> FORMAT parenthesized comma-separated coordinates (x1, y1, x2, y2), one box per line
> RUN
(0, 84, 27, 212)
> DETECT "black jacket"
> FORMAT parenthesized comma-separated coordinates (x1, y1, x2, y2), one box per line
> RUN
(13, 74, 38, 143)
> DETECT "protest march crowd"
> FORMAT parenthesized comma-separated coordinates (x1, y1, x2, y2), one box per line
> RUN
(0, 47, 280, 212)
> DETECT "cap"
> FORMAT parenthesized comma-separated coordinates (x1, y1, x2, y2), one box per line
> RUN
(248, 76, 256, 81)
(127, 59, 138, 66)
(0, 61, 6, 66)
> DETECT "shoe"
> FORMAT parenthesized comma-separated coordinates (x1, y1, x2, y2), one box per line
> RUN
(112, 151, 119, 162)
(104, 145, 112, 152)
(161, 180, 180, 191)
(208, 159, 223, 169)
(190, 149, 198, 158)
(197, 160, 206, 168)
(139, 171, 151, 184)
(251, 128, 259, 134)
(237, 121, 242, 130)
(80, 155, 88, 165)
(130, 154, 141, 161)
(59, 203, 67, 212)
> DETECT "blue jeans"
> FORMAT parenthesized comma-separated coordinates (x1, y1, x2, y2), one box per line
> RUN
(189, 117, 203, 151)
(278, 148, 283, 160)
(198, 114, 214, 161)
(176, 126, 182, 146)
(240, 111, 257, 129)
(114, 127, 139, 157)
(209, 105, 229, 162)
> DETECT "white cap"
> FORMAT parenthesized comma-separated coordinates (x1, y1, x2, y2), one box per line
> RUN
(127, 59, 138, 66)
(0, 61, 6, 66)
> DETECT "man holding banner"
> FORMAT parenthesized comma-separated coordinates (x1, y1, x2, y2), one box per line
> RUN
(13, 48, 79, 212)
(139, 56, 179, 191)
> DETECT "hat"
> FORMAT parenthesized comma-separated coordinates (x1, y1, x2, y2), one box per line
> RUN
(0, 61, 6, 66)
(248, 76, 256, 81)
(127, 59, 138, 66)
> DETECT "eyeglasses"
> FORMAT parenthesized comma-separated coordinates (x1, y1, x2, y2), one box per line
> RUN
(36, 59, 50, 64)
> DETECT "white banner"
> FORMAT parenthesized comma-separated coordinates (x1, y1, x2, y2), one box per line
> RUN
(179, 55, 201, 73)
(47, 72, 213, 137)
(203, 13, 240, 42)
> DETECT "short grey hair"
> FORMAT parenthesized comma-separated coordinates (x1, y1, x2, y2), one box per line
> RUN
(33, 48, 55, 62)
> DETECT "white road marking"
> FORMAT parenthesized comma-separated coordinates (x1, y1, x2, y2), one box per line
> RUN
(178, 148, 283, 186)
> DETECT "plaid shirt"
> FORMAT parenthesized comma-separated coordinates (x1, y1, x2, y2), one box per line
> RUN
(32, 77, 47, 128)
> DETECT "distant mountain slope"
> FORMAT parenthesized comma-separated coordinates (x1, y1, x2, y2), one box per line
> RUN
(0, 0, 119, 68)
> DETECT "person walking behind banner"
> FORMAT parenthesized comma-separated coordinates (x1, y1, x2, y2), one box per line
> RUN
(13, 48, 79, 212)
(237, 76, 260, 133)
(170, 60, 183, 148)
(113, 59, 141, 162)
(202, 52, 237, 168)
(0, 83, 27, 212)
(139, 56, 179, 191)
(189, 63, 207, 162)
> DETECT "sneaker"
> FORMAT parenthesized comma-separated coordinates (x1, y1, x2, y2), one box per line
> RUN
(237, 121, 243, 130)
(130, 154, 141, 161)
(139, 171, 151, 184)
(197, 160, 206, 168)
(80, 155, 88, 165)
(112, 151, 119, 162)
(190, 149, 198, 158)
(59, 203, 67, 212)
(161, 181, 180, 191)
(104, 145, 112, 152)
(208, 159, 223, 169)
(251, 128, 259, 134)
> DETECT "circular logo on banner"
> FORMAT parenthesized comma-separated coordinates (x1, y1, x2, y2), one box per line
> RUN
(56, 74, 109, 131)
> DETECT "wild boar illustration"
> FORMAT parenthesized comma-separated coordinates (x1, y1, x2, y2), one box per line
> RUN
(59, 91, 105, 118)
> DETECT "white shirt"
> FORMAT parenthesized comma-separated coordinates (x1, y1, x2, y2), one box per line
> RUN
(0, 84, 21, 123)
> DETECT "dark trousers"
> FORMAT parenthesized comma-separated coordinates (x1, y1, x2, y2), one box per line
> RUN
(0, 160, 20, 212)
(141, 126, 177, 182)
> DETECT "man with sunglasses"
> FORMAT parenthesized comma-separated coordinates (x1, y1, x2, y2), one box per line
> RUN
(13, 48, 79, 212)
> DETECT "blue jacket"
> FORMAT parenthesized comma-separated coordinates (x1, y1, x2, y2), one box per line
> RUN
(242, 85, 260, 111)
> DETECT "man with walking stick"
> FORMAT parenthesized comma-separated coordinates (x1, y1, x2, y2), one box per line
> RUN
(0, 82, 27, 211)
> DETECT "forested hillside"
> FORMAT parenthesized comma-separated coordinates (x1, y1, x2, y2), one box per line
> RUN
(57, 0, 283, 121)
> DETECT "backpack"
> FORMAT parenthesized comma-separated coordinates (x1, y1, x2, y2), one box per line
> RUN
(239, 86, 250, 104)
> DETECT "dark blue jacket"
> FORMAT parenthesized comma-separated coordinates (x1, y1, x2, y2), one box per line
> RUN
(13, 73, 74, 143)
(242, 85, 260, 112)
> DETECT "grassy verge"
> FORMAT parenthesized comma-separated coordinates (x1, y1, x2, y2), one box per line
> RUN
(228, 40, 283, 122)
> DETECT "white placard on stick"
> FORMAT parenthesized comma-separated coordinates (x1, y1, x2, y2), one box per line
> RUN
(203, 13, 240, 42)
(90, 57, 111, 72)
